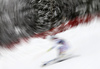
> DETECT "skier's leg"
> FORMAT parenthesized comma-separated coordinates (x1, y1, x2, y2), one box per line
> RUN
(59, 45, 69, 57)
(58, 47, 65, 58)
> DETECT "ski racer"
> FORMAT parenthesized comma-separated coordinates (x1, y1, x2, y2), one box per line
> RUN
(47, 36, 69, 57)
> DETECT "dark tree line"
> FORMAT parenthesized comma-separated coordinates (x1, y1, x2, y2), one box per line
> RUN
(0, 0, 100, 47)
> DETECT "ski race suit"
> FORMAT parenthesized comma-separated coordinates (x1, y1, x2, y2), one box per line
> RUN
(52, 39, 69, 56)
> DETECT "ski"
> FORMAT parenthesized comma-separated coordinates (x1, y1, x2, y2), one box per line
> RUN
(41, 54, 79, 67)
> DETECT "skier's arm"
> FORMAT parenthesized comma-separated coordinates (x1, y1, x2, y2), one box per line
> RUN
(47, 39, 60, 52)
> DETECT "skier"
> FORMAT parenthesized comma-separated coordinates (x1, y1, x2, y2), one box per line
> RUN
(47, 36, 69, 57)
(42, 36, 70, 67)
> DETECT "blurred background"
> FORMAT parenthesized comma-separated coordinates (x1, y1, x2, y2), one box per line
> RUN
(0, 17, 100, 69)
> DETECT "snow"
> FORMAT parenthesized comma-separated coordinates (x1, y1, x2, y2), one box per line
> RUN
(0, 17, 100, 69)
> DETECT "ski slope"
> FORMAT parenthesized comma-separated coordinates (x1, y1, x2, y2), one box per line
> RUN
(0, 17, 100, 69)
